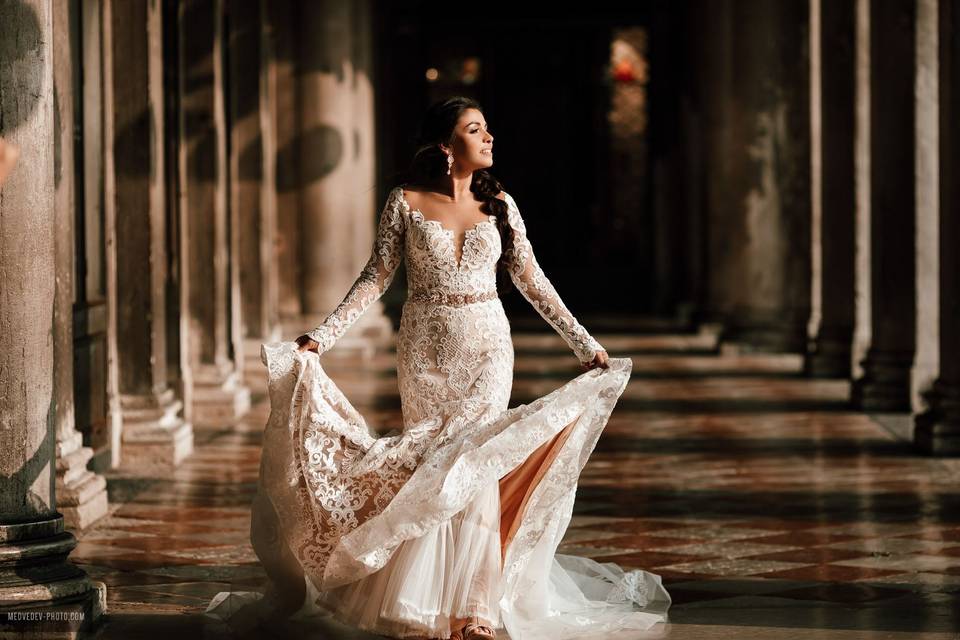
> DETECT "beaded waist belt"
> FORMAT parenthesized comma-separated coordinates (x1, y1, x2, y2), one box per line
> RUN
(406, 289, 499, 307)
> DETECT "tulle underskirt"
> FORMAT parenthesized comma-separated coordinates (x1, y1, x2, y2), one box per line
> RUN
(301, 479, 503, 638)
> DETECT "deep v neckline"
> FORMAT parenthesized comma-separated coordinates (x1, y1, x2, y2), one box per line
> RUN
(399, 189, 496, 270)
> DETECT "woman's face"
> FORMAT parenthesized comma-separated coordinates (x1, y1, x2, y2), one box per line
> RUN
(442, 108, 494, 173)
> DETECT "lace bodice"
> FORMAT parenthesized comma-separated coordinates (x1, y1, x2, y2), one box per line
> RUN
(305, 186, 603, 364)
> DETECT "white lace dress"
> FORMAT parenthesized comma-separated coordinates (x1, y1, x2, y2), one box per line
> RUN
(205, 187, 671, 639)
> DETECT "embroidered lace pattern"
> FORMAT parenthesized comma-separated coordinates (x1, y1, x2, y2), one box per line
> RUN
(240, 186, 670, 640)
(306, 187, 602, 365)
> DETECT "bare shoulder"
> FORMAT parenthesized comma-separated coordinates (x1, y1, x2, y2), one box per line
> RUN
(494, 190, 507, 202)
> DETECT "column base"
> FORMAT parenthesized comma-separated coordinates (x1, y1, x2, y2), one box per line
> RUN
(804, 326, 853, 378)
(119, 388, 194, 473)
(851, 348, 913, 412)
(55, 430, 108, 531)
(719, 312, 808, 354)
(914, 379, 960, 455)
(0, 516, 106, 639)
(192, 368, 251, 427)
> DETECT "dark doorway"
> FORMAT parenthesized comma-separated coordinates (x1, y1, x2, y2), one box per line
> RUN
(373, 3, 677, 321)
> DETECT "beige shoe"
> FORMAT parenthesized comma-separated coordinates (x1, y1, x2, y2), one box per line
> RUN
(462, 616, 495, 640)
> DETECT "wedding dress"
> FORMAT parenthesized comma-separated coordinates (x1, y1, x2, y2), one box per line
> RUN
(205, 186, 671, 639)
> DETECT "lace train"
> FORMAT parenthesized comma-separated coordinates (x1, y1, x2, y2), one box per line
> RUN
(205, 344, 671, 639)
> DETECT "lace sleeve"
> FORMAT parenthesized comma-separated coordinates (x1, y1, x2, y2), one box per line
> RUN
(502, 192, 604, 364)
(305, 188, 405, 353)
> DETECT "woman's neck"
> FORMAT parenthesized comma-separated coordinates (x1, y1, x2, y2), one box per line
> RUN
(419, 174, 475, 202)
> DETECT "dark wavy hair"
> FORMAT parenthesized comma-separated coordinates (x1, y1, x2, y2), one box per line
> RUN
(396, 96, 514, 294)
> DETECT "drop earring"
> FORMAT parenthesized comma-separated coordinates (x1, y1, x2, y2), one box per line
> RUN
(446, 153, 453, 175)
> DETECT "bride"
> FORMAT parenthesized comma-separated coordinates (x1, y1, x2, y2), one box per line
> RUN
(206, 96, 671, 639)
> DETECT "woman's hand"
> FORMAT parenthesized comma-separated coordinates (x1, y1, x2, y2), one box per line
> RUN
(581, 349, 609, 371)
(295, 334, 320, 353)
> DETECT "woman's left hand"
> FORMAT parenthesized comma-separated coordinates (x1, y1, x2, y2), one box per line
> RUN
(295, 334, 320, 353)
(582, 349, 609, 371)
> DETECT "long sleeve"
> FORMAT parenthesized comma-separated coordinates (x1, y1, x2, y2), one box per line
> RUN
(502, 192, 604, 364)
(305, 188, 405, 354)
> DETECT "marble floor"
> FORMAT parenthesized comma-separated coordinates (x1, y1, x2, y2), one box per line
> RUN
(68, 319, 960, 639)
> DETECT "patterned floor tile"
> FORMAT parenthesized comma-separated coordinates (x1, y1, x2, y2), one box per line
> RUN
(759, 565, 907, 582)
(763, 582, 912, 603)
(832, 554, 960, 573)
(743, 546, 873, 564)
(805, 523, 933, 537)
(823, 537, 959, 555)
(856, 572, 960, 589)
(654, 526, 779, 542)
(734, 530, 864, 546)
(656, 541, 802, 559)
(895, 528, 960, 543)
(67, 327, 960, 638)
(581, 550, 702, 568)
(660, 558, 812, 576)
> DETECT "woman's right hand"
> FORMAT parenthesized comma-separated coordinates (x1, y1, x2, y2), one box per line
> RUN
(295, 334, 320, 353)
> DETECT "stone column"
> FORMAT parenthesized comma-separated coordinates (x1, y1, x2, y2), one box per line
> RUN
(679, 1, 712, 324)
(298, 0, 390, 357)
(180, 0, 250, 425)
(916, 0, 960, 454)
(851, 0, 873, 380)
(805, 0, 857, 377)
(349, 0, 391, 352)
(650, 3, 692, 318)
(851, 0, 917, 411)
(912, 0, 940, 413)
(231, 0, 280, 385)
(53, 0, 109, 527)
(110, 0, 194, 472)
(270, 0, 302, 319)
(707, 0, 813, 353)
(697, 0, 735, 330)
(0, 0, 106, 631)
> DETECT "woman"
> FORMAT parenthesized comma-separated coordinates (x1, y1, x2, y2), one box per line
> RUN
(208, 97, 670, 639)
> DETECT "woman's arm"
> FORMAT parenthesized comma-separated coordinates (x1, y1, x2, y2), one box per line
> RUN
(501, 191, 604, 365)
(301, 188, 406, 354)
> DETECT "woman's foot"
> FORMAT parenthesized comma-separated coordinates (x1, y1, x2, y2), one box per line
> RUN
(448, 628, 465, 640)
(462, 616, 496, 640)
